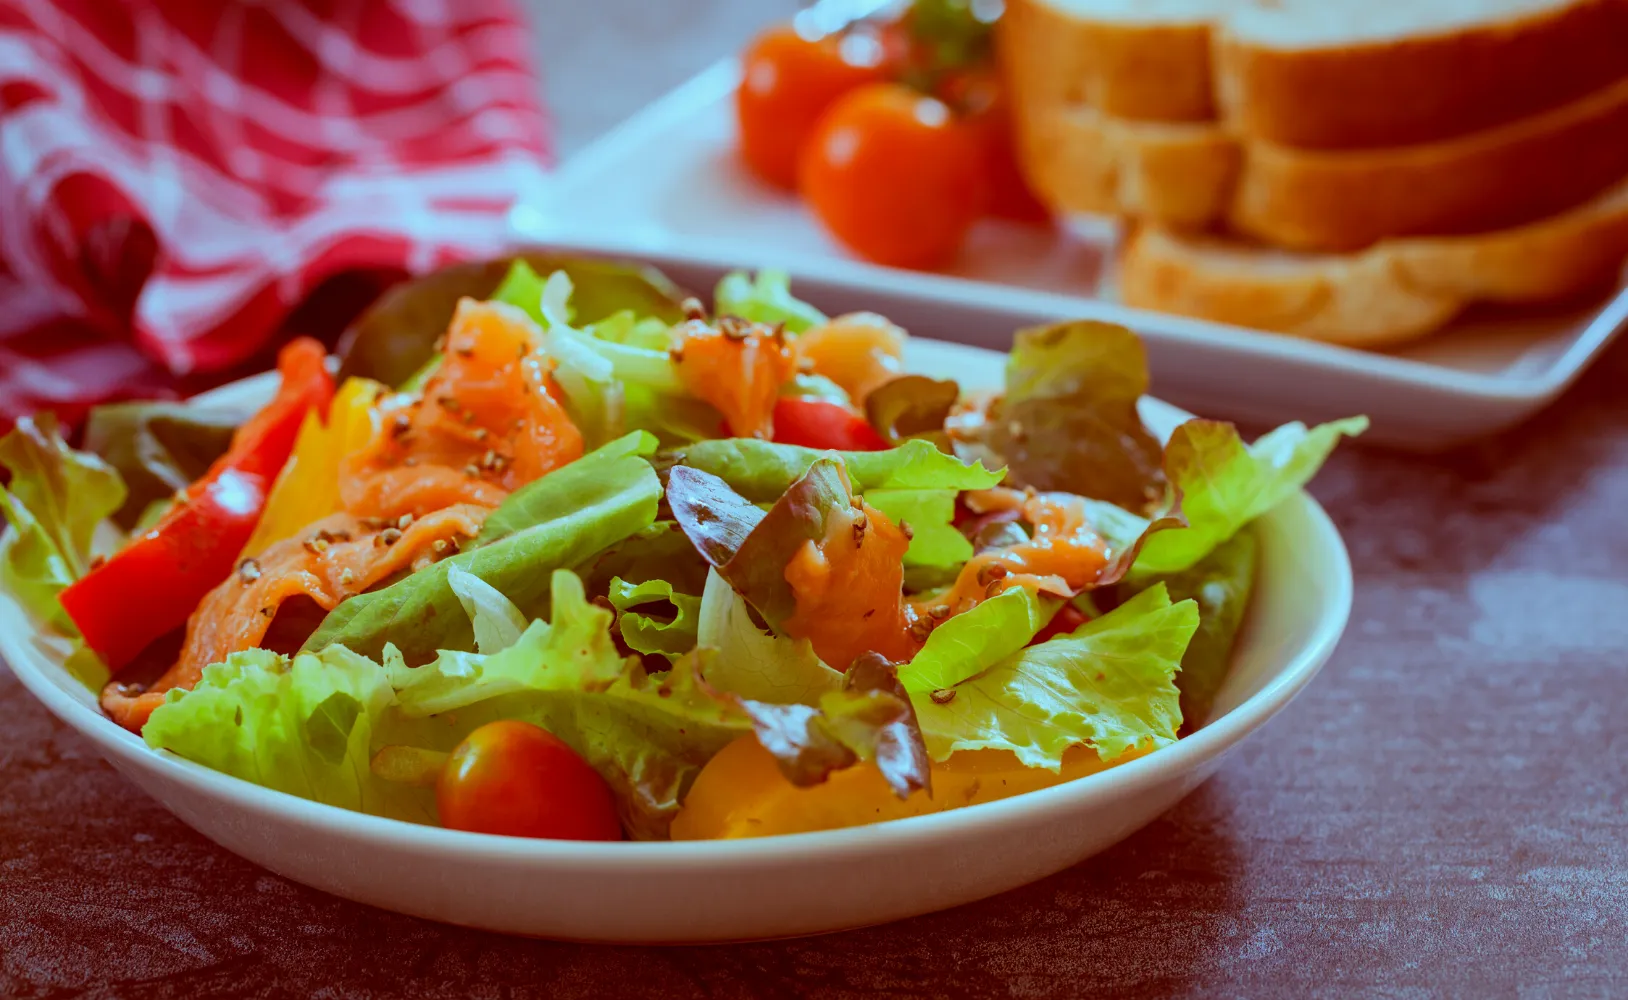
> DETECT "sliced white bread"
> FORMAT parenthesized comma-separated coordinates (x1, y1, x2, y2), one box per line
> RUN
(1002, 0, 1628, 147)
(1017, 73, 1628, 251)
(1217, 0, 1628, 148)
(1118, 176, 1628, 347)
(1015, 105, 1238, 228)
(998, 0, 1231, 122)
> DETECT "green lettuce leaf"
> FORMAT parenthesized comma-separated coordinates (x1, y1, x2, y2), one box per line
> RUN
(82, 400, 244, 527)
(913, 584, 1198, 768)
(713, 270, 826, 333)
(1132, 416, 1367, 578)
(144, 645, 435, 824)
(305, 432, 662, 662)
(393, 570, 924, 837)
(695, 568, 841, 705)
(1144, 530, 1258, 732)
(580, 521, 712, 598)
(446, 565, 528, 654)
(665, 437, 1002, 503)
(864, 488, 971, 569)
(607, 577, 701, 662)
(337, 254, 688, 387)
(0, 415, 126, 631)
(592, 310, 675, 352)
(0, 490, 77, 632)
(987, 321, 1166, 512)
(897, 587, 1051, 694)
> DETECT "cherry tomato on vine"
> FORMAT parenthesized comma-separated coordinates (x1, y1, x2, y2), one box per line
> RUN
(736, 25, 890, 191)
(436, 721, 621, 841)
(939, 69, 1051, 224)
(799, 83, 985, 269)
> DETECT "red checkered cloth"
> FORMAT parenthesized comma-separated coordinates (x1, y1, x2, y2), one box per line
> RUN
(0, 0, 552, 428)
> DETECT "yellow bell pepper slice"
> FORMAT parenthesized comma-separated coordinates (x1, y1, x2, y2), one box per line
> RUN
(241, 376, 383, 557)
(670, 735, 1148, 840)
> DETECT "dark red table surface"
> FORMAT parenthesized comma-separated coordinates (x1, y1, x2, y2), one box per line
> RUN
(4, 4, 1626, 997)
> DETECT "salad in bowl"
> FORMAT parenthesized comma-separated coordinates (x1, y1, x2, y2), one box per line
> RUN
(0, 256, 1363, 844)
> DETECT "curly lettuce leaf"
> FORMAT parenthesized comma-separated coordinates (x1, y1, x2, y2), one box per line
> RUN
(144, 645, 435, 824)
(987, 321, 1165, 512)
(897, 587, 1051, 694)
(580, 521, 712, 598)
(0, 415, 126, 631)
(913, 584, 1198, 768)
(305, 432, 662, 663)
(608, 576, 701, 662)
(1132, 416, 1367, 579)
(666, 437, 1002, 503)
(696, 568, 841, 705)
(1, 414, 126, 578)
(714, 270, 826, 333)
(0, 490, 77, 632)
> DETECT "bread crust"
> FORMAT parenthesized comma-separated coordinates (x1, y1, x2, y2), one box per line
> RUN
(1231, 73, 1628, 250)
(1119, 179, 1628, 345)
(1018, 75, 1628, 251)
(1216, 0, 1628, 149)
(1000, 0, 1218, 122)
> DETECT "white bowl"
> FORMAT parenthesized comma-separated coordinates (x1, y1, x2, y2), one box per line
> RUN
(0, 338, 1352, 942)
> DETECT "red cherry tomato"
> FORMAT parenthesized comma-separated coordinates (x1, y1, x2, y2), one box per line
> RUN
(771, 397, 890, 451)
(437, 721, 621, 840)
(938, 69, 1051, 224)
(737, 25, 889, 191)
(1031, 604, 1090, 645)
(799, 83, 985, 269)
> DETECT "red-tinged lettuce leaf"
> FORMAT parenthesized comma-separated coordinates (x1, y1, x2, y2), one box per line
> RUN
(720, 458, 850, 627)
(665, 465, 767, 569)
(740, 652, 929, 800)
(336, 254, 689, 387)
(865, 375, 960, 448)
(667, 460, 852, 629)
(82, 400, 248, 528)
(987, 321, 1166, 513)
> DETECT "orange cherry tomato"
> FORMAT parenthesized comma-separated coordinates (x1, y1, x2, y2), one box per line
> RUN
(437, 721, 621, 841)
(737, 25, 889, 191)
(799, 83, 985, 269)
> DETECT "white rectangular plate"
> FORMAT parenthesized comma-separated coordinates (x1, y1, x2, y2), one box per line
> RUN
(510, 60, 1628, 450)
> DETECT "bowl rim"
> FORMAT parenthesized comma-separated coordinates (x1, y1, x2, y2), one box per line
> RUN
(0, 341, 1354, 869)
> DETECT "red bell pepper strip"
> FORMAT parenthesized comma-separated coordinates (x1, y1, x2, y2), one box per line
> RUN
(59, 338, 334, 671)
(770, 397, 890, 451)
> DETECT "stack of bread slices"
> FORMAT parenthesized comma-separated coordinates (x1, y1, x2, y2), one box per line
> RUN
(999, 0, 1628, 346)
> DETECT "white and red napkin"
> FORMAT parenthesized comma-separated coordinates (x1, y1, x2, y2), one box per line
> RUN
(0, 0, 552, 427)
